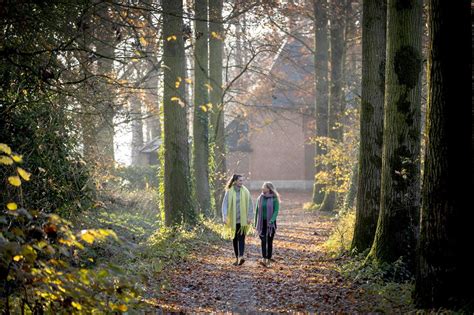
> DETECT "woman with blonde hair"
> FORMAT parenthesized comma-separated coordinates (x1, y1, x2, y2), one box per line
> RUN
(254, 182, 280, 267)
(221, 174, 254, 266)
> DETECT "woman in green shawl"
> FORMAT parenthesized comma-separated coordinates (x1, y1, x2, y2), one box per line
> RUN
(221, 174, 254, 266)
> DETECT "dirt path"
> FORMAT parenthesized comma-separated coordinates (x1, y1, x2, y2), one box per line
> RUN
(150, 191, 368, 313)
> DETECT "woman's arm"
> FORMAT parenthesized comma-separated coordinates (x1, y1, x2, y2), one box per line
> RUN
(270, 198, 279, 223)
(247, 195, 254, 225)
(221, 191, 228, 223)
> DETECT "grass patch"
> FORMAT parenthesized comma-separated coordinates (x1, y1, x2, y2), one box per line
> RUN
(320, 210, 355, 256)
(336, 253, 416, 313)
(71, 189, 228, 310)
(303, 202, 320, 211)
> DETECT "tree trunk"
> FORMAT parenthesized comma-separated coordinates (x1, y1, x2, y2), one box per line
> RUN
(368, 0, 423, 273)
(343, 161, 358, 212)
(351, 0, 386, 254)
(209, 0, 226, 218)
(162, 0, 196, 226)
(312, 0, 330, 204)
(319, 0, 344, 212)
(415, 0, 470, 308)
(130, 92, 144, 165)
(94, 2, 116, 166)
(193, 0, 211, 215)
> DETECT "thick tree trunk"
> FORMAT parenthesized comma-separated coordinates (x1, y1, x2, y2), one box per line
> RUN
(94, 3, 116, 165)
(162, 0, 195, 226)
(415, 0, 471, 309)
(351, 0, 386, 254)
(193, 0, 211, 214)
(209, 0, 226, 218)
(319, 0, 344, 213)
(312, 0, 330, 204)
(368, 0, 423, 273)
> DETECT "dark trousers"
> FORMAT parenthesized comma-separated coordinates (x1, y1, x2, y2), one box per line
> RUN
(233, 223, 246, 258)
(259, 220, 275, 259)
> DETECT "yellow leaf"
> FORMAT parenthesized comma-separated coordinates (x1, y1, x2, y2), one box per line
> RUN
(204, 83, 213, 92)
(185, 78, 192, 84)
(0, 155, 14, 165)
(170, 96, 186, 108)
(131, 58, 139, 62)
(211, 31, 222, 40)
(81, 231, 95, 244)
(200, 105, 207, 112)
(0, 143, 12, 155)
(117, 304, 128, 312)
(8, 176, 21, 187)
(71, 302, 82, 310)
(139, 37, 147, 46)
(7, 202, 17, 211)
(166, 35, 177, 41)
(175, 77, 182, 88)
(17, 167, 31, 181)
(12, 154, 22, 163)
(13, 255, 23, 261)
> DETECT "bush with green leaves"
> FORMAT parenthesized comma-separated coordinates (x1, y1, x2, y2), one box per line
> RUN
(0, 100, 94, 217)
(0, 144, 140, 313)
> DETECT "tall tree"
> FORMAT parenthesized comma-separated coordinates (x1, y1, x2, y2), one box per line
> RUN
(368, 0, 423, 272)
(319, 0, 345, 212)
(209, 0, 226, 218)
(415, 0, 471, 309)
(94, 2, 116, 165)
(351, 0, 387, 253)
(162, 0, 195, 226)
(312, 0, 330, 204)
(193, 0, 211, 214)
(130, 91, 144, 165)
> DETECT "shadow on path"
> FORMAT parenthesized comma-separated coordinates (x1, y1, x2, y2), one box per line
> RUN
(149, 191, 369, 313)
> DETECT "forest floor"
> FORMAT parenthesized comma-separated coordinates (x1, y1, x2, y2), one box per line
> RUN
(142, 191, 414, 313)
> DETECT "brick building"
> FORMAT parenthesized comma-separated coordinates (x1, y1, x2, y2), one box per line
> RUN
(226, 36, 315, 190)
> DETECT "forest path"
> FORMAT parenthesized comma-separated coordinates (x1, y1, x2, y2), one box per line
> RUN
(150, 191, 367, 313)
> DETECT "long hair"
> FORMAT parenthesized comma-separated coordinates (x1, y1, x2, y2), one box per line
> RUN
(226, 174, 242, 190)
(263, 182, 280, 202)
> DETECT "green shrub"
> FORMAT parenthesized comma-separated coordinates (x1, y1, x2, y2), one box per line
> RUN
(0, 102, 94, 217)
(0, 144, 141, 313)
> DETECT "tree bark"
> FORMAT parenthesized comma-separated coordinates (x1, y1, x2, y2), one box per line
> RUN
(162, 0, 196, 226)
(94, 2, 116, 165)
(319, 0, 344, 212)
(209, 0, 226, 218)
(343, 161, 358, 212)
(193, 0, 211, 214)
(130, 92, 144, 165)
(415, 0, 471, 308)
(368, 0, 423, 273)
(351, 0, 386, 253)
(312, 0, 330, 204)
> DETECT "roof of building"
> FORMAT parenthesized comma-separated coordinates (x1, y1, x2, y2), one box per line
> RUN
(139, 136, 162, 153)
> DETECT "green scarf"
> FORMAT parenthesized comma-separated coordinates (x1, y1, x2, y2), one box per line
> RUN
(227, 185, 251, 235)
